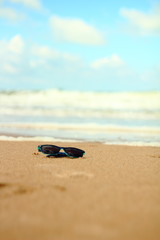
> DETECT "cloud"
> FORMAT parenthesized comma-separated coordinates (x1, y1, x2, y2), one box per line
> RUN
(91, 54, 125, 69)
(0, 34, 25, 57)
(0, 35, 25, 74)
(50, 15, 105, 45)
(0, 7, 24, 21)
(31, 45, 61, 60)
(120, 6, 160, 35)
(0, 35, 87, 89)
(3, 63, 18, 74)
(31, 45, 80, 62)
(0, 0, 43, 22)
(8, 35, 24, 54)
(0, 34, 82, 77)
(0, 35, 158, 91)
(9, 0, 42, 10)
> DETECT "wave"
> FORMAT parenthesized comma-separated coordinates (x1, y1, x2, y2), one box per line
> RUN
(0, 135, 159, 147)
(1, 122, 160, 133)
(0, 89, 160, 110)
(1, 120, 160, 146)
(0, 135, 80, 143)
(0, 89, 160, 121)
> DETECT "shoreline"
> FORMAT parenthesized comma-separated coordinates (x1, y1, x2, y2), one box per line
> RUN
(0, 134, 160, 147)
(0, 140, 160, 240)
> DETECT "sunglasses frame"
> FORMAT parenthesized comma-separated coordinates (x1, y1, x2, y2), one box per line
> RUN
(38, 144, 85, 158)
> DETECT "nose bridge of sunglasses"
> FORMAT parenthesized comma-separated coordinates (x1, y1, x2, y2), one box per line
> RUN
(61, 147, 73, 156)
(54, 147, 68, 156)
(57, 147, 65, 153)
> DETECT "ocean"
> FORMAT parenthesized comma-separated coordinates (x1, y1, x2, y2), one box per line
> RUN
(0, 89, 160, 146)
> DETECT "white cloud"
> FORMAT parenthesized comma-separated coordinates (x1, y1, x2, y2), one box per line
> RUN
(3, 63, 18, 74)
(0, 35, 24, 74)
(31, 45, 80, 64)
(120, 6, 160, 35)
(9, 0, 42, 10)
(8, 35, 24, 54)
(50, 16, 105, 45)
(31, 45, 60, 59)
(0, 35, 158, 91)
(91, 54, 125, 69)
(0, 35, 82, 76)
(0, 0, 43, 21)
(0, 35, 24, 56)
(0, 7, 24, 21)
(29, 45, 82, 74)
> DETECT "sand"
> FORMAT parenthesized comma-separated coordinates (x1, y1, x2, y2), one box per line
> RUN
(0, 140, 160, 240)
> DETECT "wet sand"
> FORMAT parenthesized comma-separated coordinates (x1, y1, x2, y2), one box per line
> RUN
(0, 140, 160, 240)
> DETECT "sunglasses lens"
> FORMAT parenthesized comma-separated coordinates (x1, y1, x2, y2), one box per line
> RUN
(64, 148, 85, 158)
(41, 145, 60, 154)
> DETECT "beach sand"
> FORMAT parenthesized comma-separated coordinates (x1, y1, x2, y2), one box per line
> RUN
(0, 140, 160, 240)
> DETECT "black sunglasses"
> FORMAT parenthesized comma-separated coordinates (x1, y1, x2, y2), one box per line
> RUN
(38, 145, 85, 158)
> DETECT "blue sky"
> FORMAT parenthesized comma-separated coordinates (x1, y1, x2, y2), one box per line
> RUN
(0, 0, 160, 91)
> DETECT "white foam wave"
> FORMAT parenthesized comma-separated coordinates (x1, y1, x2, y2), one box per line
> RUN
(0, 90, 160, 120)
(0, 135, 159, 147)
(1, 107, 160, 120)
(0, 89, 160, 110)
(104, 141, 160, 147)
(0, 122, 160, 133)
(0, 135, 80, 142)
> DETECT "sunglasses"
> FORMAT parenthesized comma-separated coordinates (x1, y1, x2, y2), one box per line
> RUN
(38, 145, 85, 158)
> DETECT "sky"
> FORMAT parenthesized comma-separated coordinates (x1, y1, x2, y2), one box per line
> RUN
(0, 0, 160, 92)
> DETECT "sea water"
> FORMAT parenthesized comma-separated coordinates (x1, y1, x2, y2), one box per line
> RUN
(0, 89, 160, 146)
